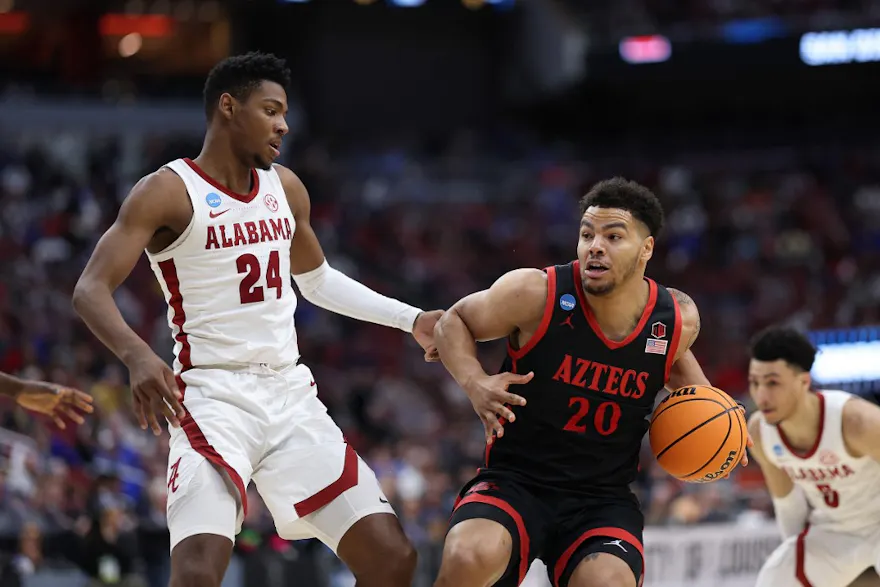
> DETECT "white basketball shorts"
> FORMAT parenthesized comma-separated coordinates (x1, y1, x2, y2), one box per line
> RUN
(164, 362, 394, 553)
(755, 522, 880, 587)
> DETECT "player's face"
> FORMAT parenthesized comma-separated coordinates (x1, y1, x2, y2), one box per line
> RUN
(230, 80, 289, 171)
(576, 207, 654, 296)
(748, 359, 811, 425)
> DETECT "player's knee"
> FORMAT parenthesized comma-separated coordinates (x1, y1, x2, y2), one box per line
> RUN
(438, 521, 512, 580)
(374, 537, 418, 582)
(569, 555, 636, 587)
(341, 516, 417, 585)
(169, 559, 223, 587)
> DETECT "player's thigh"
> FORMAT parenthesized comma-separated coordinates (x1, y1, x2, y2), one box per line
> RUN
(756, 526, 872, 587)
(442, 474, 552, 587)
(273, 453, 397, 553)
(545, 498, 644, 587)
(166, 455, 242, 553)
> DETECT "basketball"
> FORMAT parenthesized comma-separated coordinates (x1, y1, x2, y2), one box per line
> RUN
(649, 385, 747, 483)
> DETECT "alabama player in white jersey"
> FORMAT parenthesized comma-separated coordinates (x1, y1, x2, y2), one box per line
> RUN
(747, 327, 880, 587)
(73, 52, 442, 587)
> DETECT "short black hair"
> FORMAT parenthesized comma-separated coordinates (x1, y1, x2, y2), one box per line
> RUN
(750, 326, 817, 372)
(579, 177, 665, 237)
(203, 52, 291, 121)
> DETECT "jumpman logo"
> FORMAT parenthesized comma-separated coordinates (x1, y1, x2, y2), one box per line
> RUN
(604, 539, 627, 553)
(560, 315, 574, 329)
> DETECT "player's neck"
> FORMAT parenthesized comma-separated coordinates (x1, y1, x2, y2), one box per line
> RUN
(778, 391, 821, 450)
(584, 277, 649, 338)
(192, 134, 254, 195)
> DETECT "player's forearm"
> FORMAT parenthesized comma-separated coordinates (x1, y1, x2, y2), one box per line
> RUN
(771, 485, 809, 539)
(0, 372, 26, 398)
(291, 260, 422, 332)
(72, 280, 153, 366)
(434, 309, 489, 388)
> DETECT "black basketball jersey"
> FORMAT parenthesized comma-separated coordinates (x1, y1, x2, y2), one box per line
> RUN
(485, 260, 683, 493)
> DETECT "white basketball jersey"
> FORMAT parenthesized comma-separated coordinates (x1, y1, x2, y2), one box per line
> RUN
(760, 390, 880, 532)
(146, 158, 299, 372)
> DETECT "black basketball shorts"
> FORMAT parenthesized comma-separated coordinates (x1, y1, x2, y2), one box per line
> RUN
(448, 470, 645, 587)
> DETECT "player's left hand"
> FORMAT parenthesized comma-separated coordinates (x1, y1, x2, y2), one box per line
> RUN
(412, 310, 444, 362)
(15, 381, 94, 429)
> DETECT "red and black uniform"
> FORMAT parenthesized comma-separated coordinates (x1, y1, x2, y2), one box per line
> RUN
(449, 260, 684, 587)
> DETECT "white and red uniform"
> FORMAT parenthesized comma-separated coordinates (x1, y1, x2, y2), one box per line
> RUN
(147, 158, 393, 552)
(756, 390, 880, 587)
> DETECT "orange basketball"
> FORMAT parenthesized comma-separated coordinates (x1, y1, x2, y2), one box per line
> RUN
(649, 385, 747, 483)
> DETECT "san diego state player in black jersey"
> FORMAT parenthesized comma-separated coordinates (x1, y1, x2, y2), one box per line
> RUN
(432, 178, 750, 587)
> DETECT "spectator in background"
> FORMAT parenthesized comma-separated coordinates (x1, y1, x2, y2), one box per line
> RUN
(74, 500, 144, 587)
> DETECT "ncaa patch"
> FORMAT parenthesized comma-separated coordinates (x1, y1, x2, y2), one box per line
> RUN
(559, 293, 576, 311)
(206, 192, 222, 208)
(773, 445, 784, 457)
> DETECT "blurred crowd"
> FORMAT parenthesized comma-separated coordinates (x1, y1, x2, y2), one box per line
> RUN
(1, 129, 879, 585)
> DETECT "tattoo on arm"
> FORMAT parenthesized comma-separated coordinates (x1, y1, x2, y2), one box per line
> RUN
(669, 288, 701, 349)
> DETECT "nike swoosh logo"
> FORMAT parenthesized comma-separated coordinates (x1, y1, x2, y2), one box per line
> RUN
(379, 497, 389, 504)
(209, 209, 230, 218)
(309, 380, 316, 387)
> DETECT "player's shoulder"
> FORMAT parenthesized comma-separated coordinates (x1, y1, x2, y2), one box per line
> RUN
(271, 164, 308, 207)
(122, 166, 188, 215)
(135, 165, 187, 195)
(841, 393, 878, 436)
(495, 268, 549, 294)
(665, 287, 697, 310)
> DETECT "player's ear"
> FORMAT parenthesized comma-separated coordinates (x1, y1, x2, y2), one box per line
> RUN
(800, 371, 812, 392)
(218, 93, 235, 121)
(641, 235, 654, 263)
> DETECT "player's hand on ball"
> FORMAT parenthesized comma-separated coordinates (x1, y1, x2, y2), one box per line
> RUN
(126, 353, 186, 435)
(464, 371, 532, 444)
(412, 310, 444, 362)
(15, 381, 94, 429)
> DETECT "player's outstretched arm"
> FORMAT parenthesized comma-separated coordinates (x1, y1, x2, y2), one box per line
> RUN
(842, 397, 880, 464)
(73, 170, 186, 434)
(747, 412, 808, 539)
(0, 371, 93, 429)
(275, 165, 442, 360)
(434, 269, 547, 442)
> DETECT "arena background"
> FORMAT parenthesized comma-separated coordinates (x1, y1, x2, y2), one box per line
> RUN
(1, 0, 880, 585)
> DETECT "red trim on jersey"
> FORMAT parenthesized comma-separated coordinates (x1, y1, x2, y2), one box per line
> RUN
(573, 261, 658, 350)
(158, 260, 192, 384)
(159, 258, 249, 516)
(454, 493, 530, 585)
(553, 526, 645, 587)
(664, 291, 684, 383)
(795, 524, 813, 587)
(184, 158, 260, 204)
(508, 266, 557, 360)
(778, 392, 825, 459)
(293, 443, 360, 517)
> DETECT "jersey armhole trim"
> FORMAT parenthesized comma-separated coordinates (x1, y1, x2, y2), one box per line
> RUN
(507, 266, 557, 360)
(664, 290, 685, 383)
(147, 163, 196, 260)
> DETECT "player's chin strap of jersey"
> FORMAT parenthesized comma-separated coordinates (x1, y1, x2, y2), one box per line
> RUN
(773, 485, 809, 539)
(292, 259, 423, 332)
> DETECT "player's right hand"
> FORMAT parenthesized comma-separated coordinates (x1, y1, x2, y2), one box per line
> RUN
(464, 371, 532, 444)
(126, 354, 186, 435)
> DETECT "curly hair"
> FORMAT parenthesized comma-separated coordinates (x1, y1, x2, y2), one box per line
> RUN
(579, 177, 665, 237)
(203, 52, 291, 121)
